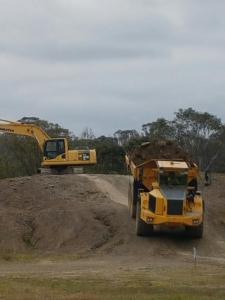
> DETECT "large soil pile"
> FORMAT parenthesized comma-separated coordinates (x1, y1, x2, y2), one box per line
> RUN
(0, 175, 126, 255)
(128, 140, 191, 165)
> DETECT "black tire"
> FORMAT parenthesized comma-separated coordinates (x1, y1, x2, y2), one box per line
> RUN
(128, 182, 136, 219)
(185, 223, 203, 238)
(136, 201, 153, 236)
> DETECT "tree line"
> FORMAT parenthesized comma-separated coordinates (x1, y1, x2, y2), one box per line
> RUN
(0, 107, 225, 178)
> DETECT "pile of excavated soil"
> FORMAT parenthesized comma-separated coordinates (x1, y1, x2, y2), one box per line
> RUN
(0, 175, 128, 255)
(128, 140, 191, 165)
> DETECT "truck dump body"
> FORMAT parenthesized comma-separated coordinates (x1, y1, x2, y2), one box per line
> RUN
(128, 140, 191, 165)
(126, 141, 204, 238)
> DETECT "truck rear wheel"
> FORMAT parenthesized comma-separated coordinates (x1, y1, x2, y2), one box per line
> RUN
(136, 201, 153, 236)
(128, 182, 136, 219)
(185, 223, 203, 238)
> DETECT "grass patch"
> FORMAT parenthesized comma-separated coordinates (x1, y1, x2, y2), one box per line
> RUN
(0, 251, 88, 263)
(0, 251, 38, 263)
(0, 266, 224, 300)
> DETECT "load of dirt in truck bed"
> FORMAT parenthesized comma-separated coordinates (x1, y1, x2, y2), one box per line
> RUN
(128, 140, 191, 165)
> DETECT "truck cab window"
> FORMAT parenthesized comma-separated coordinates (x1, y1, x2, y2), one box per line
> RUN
(160, 172, 187, 187)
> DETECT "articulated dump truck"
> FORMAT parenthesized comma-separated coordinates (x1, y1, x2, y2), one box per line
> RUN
(125, 141, 204, 238)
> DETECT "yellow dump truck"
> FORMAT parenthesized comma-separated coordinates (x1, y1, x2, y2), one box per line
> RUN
(126, 142, 204, 238)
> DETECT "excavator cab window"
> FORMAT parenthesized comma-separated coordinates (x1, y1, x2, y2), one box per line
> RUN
(44, 139, 65, 160)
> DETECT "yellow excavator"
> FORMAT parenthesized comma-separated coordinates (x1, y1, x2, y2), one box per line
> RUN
(0, 119, 97, 174)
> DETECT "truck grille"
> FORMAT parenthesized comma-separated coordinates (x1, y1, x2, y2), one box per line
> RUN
(167, 199, 183, 215)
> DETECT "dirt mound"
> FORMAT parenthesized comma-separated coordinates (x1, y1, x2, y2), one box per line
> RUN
(0, 175, 125, 255)
(128, 140, 191, 165)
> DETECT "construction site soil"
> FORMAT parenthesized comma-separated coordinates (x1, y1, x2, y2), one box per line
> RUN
(0, 173, 224, 263)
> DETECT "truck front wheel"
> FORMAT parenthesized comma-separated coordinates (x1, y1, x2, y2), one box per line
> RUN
(185, 223, 203, 238)
(136, 201, 153, 236)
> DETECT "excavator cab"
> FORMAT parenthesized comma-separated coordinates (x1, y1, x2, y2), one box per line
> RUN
(43, 139, 66, 160)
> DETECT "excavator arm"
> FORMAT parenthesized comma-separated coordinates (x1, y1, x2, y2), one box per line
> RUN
(0, 119, 50, 150)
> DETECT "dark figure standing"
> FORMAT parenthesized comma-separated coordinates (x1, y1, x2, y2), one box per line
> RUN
(205, 170, 211, 186)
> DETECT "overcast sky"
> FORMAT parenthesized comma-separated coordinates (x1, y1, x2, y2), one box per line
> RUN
(0, 0, 225, 136)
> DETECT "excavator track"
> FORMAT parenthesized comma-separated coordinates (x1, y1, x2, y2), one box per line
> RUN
(40, 167, 84, 175)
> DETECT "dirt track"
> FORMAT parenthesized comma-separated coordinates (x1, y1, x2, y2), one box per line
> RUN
(0, 173, 224, 276)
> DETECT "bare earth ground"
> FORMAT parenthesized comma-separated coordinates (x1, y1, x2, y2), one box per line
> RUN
(0, 173, 224, 299)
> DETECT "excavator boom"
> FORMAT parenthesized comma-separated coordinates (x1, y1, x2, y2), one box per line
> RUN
(0, 119, 49, 150)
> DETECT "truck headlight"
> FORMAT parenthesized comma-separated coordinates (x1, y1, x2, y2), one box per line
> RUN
(147, 217, 154, 223)
(192, 219, 199, 225)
